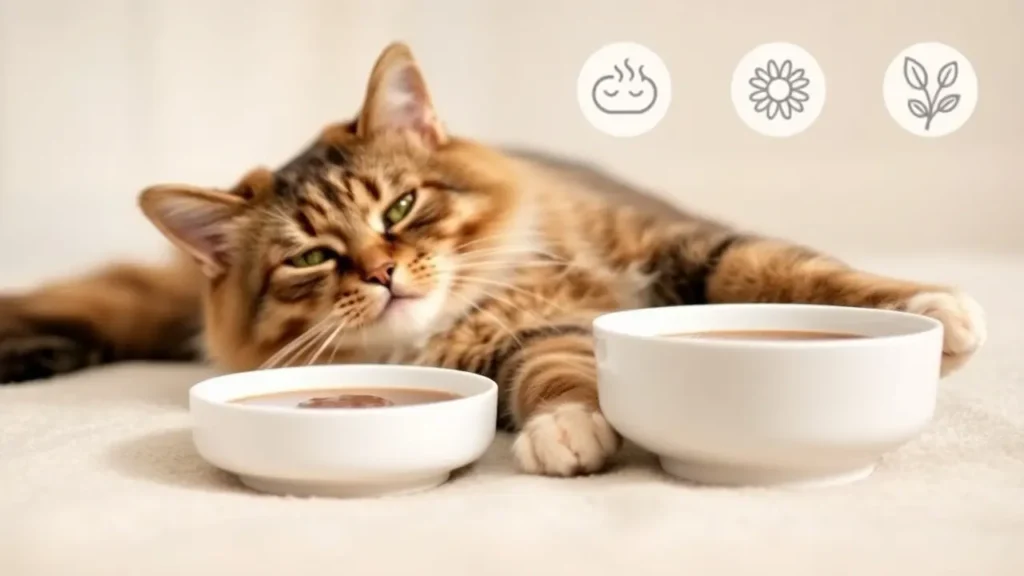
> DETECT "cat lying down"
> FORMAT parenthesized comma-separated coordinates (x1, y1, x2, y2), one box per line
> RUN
(0, 42, 986, 477)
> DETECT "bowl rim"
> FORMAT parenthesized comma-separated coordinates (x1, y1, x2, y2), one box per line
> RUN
(189, 364, 498, 418)
(592, 303, 943, 349)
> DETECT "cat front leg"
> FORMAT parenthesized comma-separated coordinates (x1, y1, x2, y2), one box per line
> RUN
(504, 323, 620, 476)
(434, 320, 621, 477)
(692, 236, 987, 376)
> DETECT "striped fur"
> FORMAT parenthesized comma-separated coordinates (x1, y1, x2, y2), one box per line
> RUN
(0, 43, 986, 476)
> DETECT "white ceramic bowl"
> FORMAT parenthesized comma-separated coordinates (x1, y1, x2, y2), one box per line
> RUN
(593, 304, 944, 488)
(189, 365, 498, 498)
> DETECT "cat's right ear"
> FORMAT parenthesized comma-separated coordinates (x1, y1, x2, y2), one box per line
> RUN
(138, 185, 247, 279)
(357, 42, 447, 147)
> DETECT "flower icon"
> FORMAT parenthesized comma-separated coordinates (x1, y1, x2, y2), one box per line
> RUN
(748, 59, 810, 120)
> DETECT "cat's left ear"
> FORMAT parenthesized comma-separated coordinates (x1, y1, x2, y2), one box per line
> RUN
(357, 42, 447, 147)
(138, 184, 247, 279)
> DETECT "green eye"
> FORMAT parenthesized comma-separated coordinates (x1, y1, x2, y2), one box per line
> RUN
(383, 191, 417, 228)
(288, 248, 329, 268)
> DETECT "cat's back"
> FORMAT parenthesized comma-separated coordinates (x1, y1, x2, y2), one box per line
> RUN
(501, 147, 689, 220)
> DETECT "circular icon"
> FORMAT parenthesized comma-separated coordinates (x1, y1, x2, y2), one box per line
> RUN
(731, 42, 826, 137)
(577, 42, 672, 138)
(883, 42, 978, 138)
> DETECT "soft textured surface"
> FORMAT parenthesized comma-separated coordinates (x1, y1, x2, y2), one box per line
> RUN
(2, 255, 1022, 576)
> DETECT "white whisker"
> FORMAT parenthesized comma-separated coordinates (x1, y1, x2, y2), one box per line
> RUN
(454, 282, 554, 329)
(453, 261, 568, 271)
(455, 246, 566, 263)
(452, 232, 545, 252)
(260, 315, 335, 369)
(446, 290, 523, 348)
(308, 317, 349, 366)
(450, 274, 569, 314)
(278, 322, 335, 368)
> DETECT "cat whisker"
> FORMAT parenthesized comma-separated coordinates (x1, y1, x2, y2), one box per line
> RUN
(453, 261, 569, 271)
(449, 274, 570, 314)
(451, 232, 546, 252)
(452, 282, 555, 329)
(455, 246, 567, 263)
(358, 321, 369, 359)
(276, 321, 337, 368)
(259, 315, 335, 369)
(445, 290, 523, 348)
(307, 314, 353, 366)
(274, 306, 362, 368)
(328, 311, 361, 366)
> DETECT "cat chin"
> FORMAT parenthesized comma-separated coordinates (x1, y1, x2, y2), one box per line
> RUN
(368, 289, 448, 342)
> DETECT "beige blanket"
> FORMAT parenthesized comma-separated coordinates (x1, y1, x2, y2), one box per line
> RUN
(2, 255, 1022, 576)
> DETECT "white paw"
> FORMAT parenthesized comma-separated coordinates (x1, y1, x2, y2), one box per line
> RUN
(904, 290, 987, 376)
(512, 402, 620, 477)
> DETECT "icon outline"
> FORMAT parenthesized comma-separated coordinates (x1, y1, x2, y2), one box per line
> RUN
(902, 56, 961, 132)
(882, 42, 978, 138)
(577, 42, 672, 138)
(591, 57, 659, 115)
(730, 42, 826, 138)
(747, 58, 811, 121)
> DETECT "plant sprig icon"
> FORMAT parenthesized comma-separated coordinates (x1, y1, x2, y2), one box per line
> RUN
(904, 57, 961, 131)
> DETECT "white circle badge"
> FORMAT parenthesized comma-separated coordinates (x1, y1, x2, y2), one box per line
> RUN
(883, 42, 979, 138)
(577, 42, 672, 138)
(731, 42, 827, 138)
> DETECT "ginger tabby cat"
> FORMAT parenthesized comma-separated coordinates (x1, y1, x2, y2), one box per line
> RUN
(0, 43, 986, 477)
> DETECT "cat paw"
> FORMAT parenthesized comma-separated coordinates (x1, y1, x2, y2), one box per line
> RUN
(0, 300, 104, 384)
(903, 290, 986, 376)
(511, 402, 620, 477)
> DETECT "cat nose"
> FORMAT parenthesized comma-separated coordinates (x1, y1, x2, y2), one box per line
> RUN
(362, 261, 395, 288)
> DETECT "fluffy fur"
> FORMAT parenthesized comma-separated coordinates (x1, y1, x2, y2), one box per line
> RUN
(0, 43, 987, 476)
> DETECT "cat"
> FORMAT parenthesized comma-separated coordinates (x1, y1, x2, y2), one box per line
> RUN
(0, 42, 986, 477)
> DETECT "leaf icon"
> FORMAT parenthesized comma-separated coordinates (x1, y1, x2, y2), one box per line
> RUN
(907, 99, 929, 118)
(936, 94, 961, 113)
(903, 57, 928, 90)
(937, 61, 959, 88)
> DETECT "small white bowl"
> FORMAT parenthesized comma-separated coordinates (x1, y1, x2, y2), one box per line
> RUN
(189, 365, 498, 498)
(593, 304, 944, 489)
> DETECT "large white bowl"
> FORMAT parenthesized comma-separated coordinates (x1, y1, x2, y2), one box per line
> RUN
(189, 364, 498, 498)
(593, 304, 944, 488)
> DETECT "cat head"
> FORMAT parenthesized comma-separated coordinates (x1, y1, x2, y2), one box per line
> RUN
(138, 42, 533, 370)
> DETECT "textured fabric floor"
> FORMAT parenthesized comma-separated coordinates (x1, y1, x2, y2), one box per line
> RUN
(1, 255, 1022, 576)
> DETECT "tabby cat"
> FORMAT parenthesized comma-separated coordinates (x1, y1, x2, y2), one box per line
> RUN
(0, 43, 986, 477)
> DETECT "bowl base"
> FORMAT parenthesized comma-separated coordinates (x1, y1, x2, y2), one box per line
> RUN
(659, 457, 876, 489)
(239, 471, 451, 498)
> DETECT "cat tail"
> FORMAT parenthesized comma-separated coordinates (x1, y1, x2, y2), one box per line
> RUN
(0, 250, 205, 384)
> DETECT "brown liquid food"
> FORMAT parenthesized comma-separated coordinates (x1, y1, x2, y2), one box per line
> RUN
(232, 387, 461, 409)
(667, 329, 867, 341)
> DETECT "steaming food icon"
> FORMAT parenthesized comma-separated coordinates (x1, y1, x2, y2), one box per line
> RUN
(591, 58, 658, 115)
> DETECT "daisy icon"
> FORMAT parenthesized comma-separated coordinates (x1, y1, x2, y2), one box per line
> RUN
(748, 59, 810, 120)
(732, 43, 825, 137)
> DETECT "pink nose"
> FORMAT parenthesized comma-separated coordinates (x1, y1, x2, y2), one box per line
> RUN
(362, 261, 395, 287)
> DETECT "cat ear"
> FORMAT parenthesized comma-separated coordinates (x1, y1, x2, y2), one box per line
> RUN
(357, 42, 447, 147)
(138, 184, 247, 278)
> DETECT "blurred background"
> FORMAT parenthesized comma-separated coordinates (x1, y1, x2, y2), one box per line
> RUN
(0, 0, 1021, 289)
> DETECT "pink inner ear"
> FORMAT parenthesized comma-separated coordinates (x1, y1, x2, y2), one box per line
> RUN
(372, 65, 445, 146)
(157, 195, 237, 267)
(382, 67, 428, 127)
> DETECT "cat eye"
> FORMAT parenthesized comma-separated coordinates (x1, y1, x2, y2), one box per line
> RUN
(383, 191, 417, 229)
(287, 248, 331, 268)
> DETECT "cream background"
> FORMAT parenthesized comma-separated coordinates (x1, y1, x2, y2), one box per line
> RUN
(0, 0, 1021, 289)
